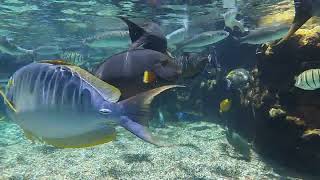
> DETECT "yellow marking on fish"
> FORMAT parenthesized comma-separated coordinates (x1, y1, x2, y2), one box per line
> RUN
(67, 65, 121, 103)
(47, 132, 116, 148)
(22, 129, 38, 143)
(219, 98, 232, 114)
(0, 116, 5, 121)
(226, 71, 236, 79)
(302, 129, 320, 139)
(6, 78, 14, 89)
(22, 128, 117, 148)
(143, 71, 156, 84)
(39, 60, 75, 66)
(0, 86, 17, 113)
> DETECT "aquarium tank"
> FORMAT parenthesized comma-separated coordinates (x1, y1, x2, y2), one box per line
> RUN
(1, 0, 320, 179)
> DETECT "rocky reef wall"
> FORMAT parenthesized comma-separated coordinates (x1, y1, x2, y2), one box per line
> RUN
(233, 26, 320, 175)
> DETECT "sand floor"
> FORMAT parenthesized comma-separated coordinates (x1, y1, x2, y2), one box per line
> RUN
(0, 120, 307, 179)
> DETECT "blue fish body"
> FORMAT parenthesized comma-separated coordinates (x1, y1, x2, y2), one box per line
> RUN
(3, 62, 182, 148)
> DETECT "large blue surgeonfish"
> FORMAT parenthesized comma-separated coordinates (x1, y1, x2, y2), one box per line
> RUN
(0, 61, 182, 148)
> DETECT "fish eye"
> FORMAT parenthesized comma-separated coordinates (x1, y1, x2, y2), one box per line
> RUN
(99, 108, 112, 114)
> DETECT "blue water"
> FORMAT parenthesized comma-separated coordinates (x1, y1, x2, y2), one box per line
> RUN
(0, 0, 318, 179)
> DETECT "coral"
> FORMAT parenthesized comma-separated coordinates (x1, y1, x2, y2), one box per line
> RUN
(269, 108, 286, 118)
(225, 18, 320, 175)
(258, 9, 294, 27)
(302, 129, 320, 139)
(285, 116, 305, 126)
(295, 26, 320, 47)
(257, 0, 320, 29)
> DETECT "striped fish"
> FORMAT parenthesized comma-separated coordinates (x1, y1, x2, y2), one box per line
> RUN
(60, 51, 85, 66)
(295, 69, 320, 90)
(1, 61, 182, 148)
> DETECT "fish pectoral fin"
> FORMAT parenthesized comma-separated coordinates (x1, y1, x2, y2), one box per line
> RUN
(0, 87, 18, 113)
(120, 116, 170, 147)
(143, 70, 156, 84)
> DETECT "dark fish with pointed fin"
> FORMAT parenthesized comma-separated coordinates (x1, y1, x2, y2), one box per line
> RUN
(278, 0, 320, 44)
(1, 61, 183, 148)
(118, 16, 168, 53)
(94, 49, 182, 100)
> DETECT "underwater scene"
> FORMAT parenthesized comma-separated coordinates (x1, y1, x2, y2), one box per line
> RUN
(1, 0, 320, 179)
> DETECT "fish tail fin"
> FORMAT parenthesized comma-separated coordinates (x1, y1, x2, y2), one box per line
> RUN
(119, 85, 185, 146)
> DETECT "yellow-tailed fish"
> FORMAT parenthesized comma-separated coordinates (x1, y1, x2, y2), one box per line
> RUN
(1, 61, 183, 148)
(143, 71, 156, 84)
(220, 98, 232, 113)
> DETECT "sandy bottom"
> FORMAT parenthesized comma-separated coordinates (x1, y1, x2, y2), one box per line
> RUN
(0, 120, 306, 179)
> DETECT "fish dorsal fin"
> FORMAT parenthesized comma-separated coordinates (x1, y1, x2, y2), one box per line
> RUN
(66, 66, 121, 103)
(118, 16, 146, 43)
(39, 60, 75, 66)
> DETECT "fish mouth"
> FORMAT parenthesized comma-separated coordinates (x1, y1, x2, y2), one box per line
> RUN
(276, 15, 311, 45)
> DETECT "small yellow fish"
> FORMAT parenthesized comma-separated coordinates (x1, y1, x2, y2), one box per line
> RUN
(143, 71, 156, 84)
(220, 98, 232, 113)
